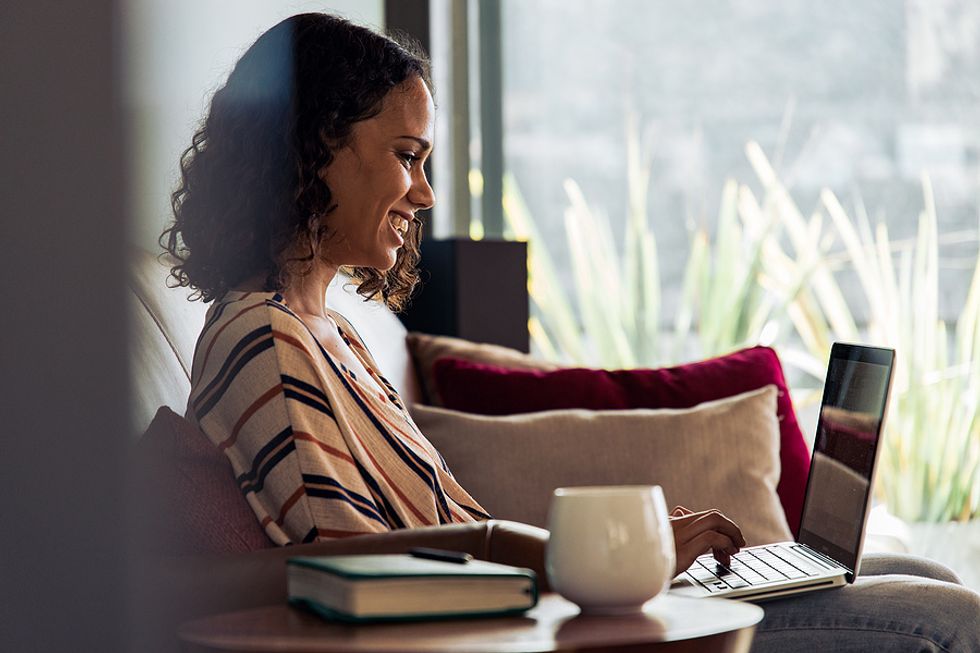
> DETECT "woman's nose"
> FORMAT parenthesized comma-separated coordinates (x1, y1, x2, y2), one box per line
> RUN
(409, 170, 435, 210)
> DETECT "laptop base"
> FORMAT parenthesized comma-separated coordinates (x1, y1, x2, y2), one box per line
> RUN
(669, 541, 849, 601)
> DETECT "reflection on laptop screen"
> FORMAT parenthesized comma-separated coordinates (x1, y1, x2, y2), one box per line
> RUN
(798, 345, 893, 572)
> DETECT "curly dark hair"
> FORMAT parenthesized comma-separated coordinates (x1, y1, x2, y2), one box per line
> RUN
(161, 13, 432, 309)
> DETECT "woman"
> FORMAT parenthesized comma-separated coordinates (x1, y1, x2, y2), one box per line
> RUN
(164, 14, 491, 544)
(163, 13, 978, 651)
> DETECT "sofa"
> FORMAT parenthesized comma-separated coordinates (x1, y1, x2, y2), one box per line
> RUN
(128, 248, 806, 650)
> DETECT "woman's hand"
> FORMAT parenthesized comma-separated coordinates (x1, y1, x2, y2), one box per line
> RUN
(669, 505, 746, 575)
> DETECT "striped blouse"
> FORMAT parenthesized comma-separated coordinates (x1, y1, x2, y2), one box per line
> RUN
(186, 290, 490, 545)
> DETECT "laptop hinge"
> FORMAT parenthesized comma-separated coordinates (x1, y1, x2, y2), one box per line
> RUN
(793, 544, 852, 575)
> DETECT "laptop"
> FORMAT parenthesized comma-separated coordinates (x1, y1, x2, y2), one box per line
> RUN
(670, 342, 896, 602)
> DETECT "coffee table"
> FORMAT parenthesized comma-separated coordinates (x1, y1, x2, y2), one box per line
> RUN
(179, 593, 763, 653)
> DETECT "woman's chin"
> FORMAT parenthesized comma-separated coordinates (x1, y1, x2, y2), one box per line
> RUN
(337, 248, 398, 272)
(373, 250, 399, 272)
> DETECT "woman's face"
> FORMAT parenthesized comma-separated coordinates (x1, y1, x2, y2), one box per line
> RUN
(317, 75, 435, 272)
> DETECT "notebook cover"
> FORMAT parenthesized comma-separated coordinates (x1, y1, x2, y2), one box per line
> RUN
(287, 554, 539, 623)
(288, 554, 537, 582)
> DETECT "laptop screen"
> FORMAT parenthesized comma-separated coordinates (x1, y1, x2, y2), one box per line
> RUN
(797, 343, 894, 576)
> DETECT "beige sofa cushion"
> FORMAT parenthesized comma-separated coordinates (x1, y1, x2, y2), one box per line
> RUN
(128, 250, 208, 433)
(411, 385, 792, 546)
(128, 292, 194, 434)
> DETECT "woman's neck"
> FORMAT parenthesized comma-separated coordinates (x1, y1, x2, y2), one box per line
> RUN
(281, 260, 340, 318)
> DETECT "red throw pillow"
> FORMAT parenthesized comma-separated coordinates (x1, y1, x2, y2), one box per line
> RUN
(133, 406, 274, 554)
(432, 346, 810, 536)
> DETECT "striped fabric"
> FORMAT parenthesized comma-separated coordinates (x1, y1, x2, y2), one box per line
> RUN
(186, 291, 490, 545)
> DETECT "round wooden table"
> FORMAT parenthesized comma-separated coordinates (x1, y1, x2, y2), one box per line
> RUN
(179, 593, 763, 653)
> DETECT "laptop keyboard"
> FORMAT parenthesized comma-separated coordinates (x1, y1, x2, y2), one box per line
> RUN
(685, 545, 832, 593)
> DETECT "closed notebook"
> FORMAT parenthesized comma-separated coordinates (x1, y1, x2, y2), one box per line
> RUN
(287, 554, 539, 623)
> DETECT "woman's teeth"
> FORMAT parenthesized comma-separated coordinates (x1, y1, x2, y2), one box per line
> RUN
(390, 214, 409, 234)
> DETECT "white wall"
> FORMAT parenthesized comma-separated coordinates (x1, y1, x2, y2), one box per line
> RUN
(122, 0, 384, 250)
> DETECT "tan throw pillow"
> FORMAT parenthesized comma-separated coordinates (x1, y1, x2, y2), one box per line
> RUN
(411, 385, 792, 546)
(406, 332, 558, 405)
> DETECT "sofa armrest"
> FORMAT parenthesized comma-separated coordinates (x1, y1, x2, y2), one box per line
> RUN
(132, 520, 549, 652)
(484, 520, 550, 590)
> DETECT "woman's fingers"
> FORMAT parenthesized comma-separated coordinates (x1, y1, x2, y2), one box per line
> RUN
(671, 505, 694, 517)
(688, 530, 738, 566)
(669, 508, 746, 574)
(675, 509, 746, 548)
(673, 529, 738, 574)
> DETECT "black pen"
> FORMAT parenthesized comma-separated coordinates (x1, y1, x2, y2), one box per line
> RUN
(409, 547, 473, 564)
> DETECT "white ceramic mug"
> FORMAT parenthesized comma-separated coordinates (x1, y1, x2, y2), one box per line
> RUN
(545, 485, 676, 614)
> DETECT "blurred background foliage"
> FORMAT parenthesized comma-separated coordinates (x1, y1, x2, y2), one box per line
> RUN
(502, 130, 979, 524)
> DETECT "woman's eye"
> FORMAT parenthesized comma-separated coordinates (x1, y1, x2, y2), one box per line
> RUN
(398, 152, 420, 168)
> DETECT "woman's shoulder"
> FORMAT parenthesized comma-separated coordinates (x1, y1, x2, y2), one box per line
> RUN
(201, 290, 291, 333)
(193, 291, 317, 371)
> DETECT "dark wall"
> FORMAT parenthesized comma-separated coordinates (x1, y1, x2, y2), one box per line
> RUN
(1, 1, 130, 650)
(399, 239, 529, 352)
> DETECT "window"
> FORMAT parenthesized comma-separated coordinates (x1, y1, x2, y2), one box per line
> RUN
(489, 0, 980, 529)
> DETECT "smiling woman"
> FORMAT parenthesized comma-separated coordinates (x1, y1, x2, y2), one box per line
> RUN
(160, 13, 488, 545)
(162, 13, 430, 311)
